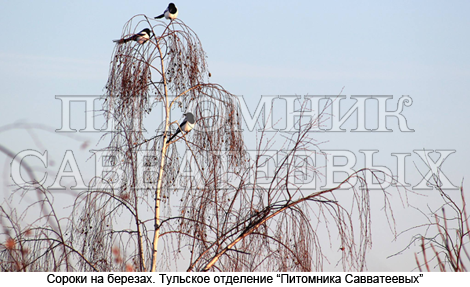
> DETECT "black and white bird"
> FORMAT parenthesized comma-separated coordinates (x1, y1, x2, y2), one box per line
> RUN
(167, 112, 195, 143)
(155, 3, 178, 20)
(113, 28, 152, 44)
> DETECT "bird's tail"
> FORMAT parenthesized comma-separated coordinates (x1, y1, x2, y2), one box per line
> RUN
(155, 14, 164, 19)
(113, 38, 132, 44)
(166, 130, 181, 144)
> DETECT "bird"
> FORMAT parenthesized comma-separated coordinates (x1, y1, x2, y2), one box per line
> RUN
(167, 112, 195, 143)
(155, 3, 178, 20)
(113, 28, 152, 44)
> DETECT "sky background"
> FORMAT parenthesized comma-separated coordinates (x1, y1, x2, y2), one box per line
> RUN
(1, 0, 470, 272)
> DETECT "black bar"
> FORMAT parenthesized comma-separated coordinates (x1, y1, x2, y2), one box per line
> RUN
(47, 273, 423, 286)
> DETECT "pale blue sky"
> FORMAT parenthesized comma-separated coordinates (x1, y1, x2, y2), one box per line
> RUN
(1, 1, 470, 271)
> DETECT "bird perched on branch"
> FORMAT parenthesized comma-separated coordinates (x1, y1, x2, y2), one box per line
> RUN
(155, 3, 178, 20)
(167, 112, 195, 143)
(113, 28, 152, 44)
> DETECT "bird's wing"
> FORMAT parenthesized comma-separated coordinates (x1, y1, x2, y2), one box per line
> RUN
(179, 119, 188, 132)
